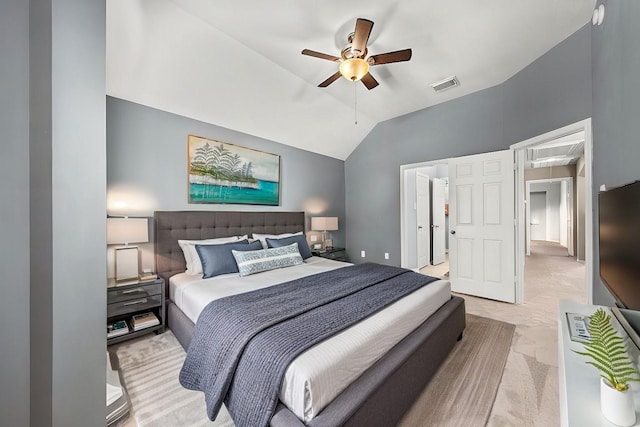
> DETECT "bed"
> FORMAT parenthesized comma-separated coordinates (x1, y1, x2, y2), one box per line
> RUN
(154, 210, 465, 427)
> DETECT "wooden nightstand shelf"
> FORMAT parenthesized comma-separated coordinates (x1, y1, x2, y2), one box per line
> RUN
(107, 277, 165, 345)
(312, 247, 348, 262)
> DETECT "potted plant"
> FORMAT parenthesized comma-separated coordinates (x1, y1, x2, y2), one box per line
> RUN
(574, 308, 640, 426)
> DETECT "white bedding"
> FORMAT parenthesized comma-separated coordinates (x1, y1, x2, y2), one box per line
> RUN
(170, 257, 450, 422)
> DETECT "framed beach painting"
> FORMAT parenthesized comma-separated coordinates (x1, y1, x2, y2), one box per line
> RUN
(188, 135, 280, 205)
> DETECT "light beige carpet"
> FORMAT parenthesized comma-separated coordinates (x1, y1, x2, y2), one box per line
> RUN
(112, 313, 514, 427)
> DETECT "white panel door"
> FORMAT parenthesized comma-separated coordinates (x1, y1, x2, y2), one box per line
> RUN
(530, 192, 547, 241)
(416, 173, 431, 269)
(431, 178, 446, 265)
(448, 150, 515, 303)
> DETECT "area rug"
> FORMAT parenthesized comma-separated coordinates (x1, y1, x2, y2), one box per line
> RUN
(112, 332, 230, 427)
(113, 313, 514, 427)
(398, 314, 515, 427)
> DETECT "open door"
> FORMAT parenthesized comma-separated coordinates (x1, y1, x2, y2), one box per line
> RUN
(431, 178, 446, 265)
(416, 172, 431, 269)
(448, 150, 515, 303)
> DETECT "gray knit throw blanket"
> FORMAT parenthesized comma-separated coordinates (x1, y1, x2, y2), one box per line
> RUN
(179, 262, 439, 427)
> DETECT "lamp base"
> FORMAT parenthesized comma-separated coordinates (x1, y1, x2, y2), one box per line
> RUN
(114, 246, 139, 282)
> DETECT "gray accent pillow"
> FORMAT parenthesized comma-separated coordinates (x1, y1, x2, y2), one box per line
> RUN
(265, 234, 312, 259)
(196, 239, 262, 279)
(232, 243, 304, 277)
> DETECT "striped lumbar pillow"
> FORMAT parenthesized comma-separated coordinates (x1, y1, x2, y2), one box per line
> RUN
(232, 243, 303, 277)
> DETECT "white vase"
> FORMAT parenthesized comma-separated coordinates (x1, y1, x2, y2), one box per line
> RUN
(601, 377, 636, 426)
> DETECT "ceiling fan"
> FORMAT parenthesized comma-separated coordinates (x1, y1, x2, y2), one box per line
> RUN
(301, 18, 412, 90)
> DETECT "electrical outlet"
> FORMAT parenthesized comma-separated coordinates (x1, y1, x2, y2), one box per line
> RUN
(384, 253, 389, 260)
(361, 250, 366, 258)
(310, 235, 317, 242)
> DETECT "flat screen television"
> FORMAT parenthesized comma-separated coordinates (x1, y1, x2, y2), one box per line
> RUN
(599, 180, 640, 310)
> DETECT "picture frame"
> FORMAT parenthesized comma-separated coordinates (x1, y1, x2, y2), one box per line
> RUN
(188, 135, 280, 205)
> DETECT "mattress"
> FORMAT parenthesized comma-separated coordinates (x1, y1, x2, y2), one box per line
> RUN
(170, 257, 451, 422)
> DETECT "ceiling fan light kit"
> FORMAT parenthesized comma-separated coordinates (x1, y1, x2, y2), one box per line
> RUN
(301, 18, 412, 90)
(339, 58, 369, 81)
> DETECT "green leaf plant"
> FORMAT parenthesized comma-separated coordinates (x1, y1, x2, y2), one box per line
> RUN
(574, 308, 640, 391)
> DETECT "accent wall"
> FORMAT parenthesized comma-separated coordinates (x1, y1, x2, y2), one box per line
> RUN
(106, 97, 346, 271)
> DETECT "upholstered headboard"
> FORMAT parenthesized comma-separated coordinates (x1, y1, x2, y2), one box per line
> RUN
(154, 211, 305, 293)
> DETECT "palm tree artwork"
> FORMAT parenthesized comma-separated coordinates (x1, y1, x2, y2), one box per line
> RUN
(188, 135, 279, 205)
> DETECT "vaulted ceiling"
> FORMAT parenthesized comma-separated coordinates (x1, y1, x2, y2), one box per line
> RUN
(107, 0, 595, 160)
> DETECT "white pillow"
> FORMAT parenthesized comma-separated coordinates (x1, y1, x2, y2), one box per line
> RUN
(178, 235, 247, 275)
(252, 231, 303, 249)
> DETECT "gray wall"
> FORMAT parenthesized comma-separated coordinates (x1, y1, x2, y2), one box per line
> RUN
(0, 0, 30, 425)
(2, 1, 107, 425)
(345, 24, 592, 266)
(591, 0, 640, 305)
(107, 97, 346, 269)
(52, 1, 107, 424)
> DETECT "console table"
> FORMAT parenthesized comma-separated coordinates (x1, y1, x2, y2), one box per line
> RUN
(558, 300, 640, 426)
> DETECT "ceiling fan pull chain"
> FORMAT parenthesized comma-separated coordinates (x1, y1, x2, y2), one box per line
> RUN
(354, 82, 358, 125)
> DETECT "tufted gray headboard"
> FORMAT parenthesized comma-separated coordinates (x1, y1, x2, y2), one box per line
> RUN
(154, 211, 305, 294)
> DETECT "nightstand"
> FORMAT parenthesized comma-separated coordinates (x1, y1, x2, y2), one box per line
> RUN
(312, 247, 348, 262)
(107, 277, 165, 345)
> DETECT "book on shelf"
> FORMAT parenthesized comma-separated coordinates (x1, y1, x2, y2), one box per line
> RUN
(107, 320, 130, 338)
(131, 312, 160, 331)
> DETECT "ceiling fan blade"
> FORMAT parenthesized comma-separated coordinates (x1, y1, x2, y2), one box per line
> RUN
(318, 71, 342, 88)
(301, 49, 341, 62)
(361, 73, 379, 90)
(369, 49, 412, 65)
(351, 18, 374, 57)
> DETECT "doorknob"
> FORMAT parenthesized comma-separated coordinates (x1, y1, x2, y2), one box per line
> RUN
(450, 230, 456, 235)
(418, 226, 423, 229)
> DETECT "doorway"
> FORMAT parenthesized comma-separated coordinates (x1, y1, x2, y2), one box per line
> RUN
(511, 118, 593, 304)
(400, 150, 516, 303)
(400, 163, 449, 271)
(525, 177, 575, 257)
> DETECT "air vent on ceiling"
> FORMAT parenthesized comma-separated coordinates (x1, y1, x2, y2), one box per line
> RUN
(430, 76, 460, 93)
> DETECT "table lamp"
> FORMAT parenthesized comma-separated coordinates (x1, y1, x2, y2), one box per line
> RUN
(311, 217, 338, 249)
(107, 217, 148, 282)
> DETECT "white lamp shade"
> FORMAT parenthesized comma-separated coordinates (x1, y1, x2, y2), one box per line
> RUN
(107, 218, 149, 245)
(311, 217, 339, 231)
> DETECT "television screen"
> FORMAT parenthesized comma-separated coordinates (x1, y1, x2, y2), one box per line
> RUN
(599, 181, 640, 310)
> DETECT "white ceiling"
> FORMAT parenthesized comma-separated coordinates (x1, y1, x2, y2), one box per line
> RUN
(106, 0, 595, 160)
